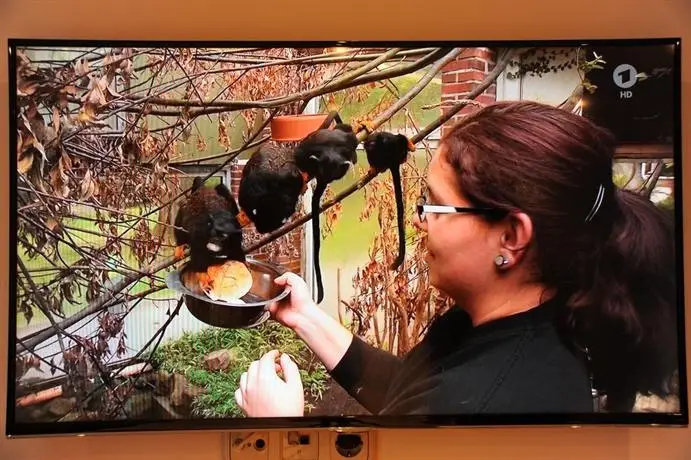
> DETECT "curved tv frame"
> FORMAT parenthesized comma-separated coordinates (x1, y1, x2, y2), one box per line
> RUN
(5, 37, 688, 437)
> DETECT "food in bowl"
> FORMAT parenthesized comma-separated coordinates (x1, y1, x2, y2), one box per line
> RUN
(181, 260, 253, 303)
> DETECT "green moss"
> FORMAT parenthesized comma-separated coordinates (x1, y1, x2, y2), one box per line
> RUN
(150, 321, 328, 418)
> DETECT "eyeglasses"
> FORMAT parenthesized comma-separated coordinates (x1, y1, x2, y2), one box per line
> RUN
(415, 194, 506, 222)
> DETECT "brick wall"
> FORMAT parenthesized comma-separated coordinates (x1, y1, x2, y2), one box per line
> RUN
(230, 161, 304, 277)
(440, 48, 498, 137)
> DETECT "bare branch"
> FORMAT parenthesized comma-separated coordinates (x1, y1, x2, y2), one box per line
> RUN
(17, 259, 67, 361)
(641, 161, 665, 198)
(75, 48, 449, 118)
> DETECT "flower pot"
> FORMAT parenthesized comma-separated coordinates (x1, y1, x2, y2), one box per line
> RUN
(270, 114, 330, 142)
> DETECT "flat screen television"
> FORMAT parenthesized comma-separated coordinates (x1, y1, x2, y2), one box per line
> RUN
(6, 38, 688, 437)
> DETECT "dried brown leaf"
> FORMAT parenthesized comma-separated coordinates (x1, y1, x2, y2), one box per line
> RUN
(52, 107, 61, 133)
(19, 300, 33, 325)
(62, 85, 78, 96)
(77, 103, 97, 124)
(49, 153, 72, 198)
(106, 80, 121, 100)
(81, 169, 97, 200)
(17, 151, 34, 174)
(84, 76, 108, 106)
(46, 217, 61, 232)
(120, 58, 133, 77)
(17, 79, 39, 97)
(196, 135, 207, 152)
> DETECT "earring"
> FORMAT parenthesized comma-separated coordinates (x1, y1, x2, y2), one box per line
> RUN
(494, 254, 509, 267)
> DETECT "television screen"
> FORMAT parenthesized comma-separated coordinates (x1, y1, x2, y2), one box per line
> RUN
(7, 38, 688, 436)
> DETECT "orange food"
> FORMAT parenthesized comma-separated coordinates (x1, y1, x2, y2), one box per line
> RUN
(203, 261, 253, 302)
(182, 261, 253, 302)
(181, 270, 208, 296)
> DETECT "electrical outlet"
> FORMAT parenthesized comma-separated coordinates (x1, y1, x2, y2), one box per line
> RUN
(280, 430, 319, 460)
(230, 431, 271, 460)
(328, 431, 370, 460)
(226, 429, 375, 460)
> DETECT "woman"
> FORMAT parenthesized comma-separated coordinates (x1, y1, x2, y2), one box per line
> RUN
(235, 100, 679, 417)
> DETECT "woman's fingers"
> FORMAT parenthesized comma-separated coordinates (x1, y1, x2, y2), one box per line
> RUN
(280, 353, 302, 388)
(247, 359, 260, 387)
(240, 372, 247, 394)
(234, 388, 244, 409)
(259, 349, 280, 377)
(273, 273, 290, 287)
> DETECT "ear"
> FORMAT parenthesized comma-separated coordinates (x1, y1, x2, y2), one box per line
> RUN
(497, 211, 533, 266)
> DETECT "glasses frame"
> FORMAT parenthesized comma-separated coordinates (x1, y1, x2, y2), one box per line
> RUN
(415, 195, 506, 222)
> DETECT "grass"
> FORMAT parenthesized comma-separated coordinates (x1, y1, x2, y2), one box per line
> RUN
(150, 321, 329, 418)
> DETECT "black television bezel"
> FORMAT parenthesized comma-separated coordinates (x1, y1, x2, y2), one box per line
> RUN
(5, 37, 688, 437)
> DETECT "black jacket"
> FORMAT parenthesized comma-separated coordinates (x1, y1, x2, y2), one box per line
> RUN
(330, 294, 594, 415)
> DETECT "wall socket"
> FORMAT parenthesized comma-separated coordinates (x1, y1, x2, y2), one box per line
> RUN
(228, 430, 374, 460)
(281, 430, 319, 460)
(230, 431, 271, 460)
(328, 431, 370, 460)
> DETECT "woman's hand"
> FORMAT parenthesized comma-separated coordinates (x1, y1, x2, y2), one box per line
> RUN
(235, 349, 305, 418)
(268, 272, 317, 331)
(268, 272, 353, 373)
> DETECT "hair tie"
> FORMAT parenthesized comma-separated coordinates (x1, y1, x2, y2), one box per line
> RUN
(585, 184, 605, 222)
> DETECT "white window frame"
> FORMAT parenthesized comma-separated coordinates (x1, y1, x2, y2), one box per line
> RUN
(641, 161, 675, 180)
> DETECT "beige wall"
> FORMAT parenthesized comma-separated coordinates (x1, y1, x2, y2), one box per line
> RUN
(1, 0, 690, 458)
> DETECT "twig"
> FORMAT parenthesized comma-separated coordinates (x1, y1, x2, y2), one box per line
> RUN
(22, 285, 165, 355)
(365, 48, 464, 127)
(641, 161, 665, 198)
(17, 259, 67, 362)
(169, 135, 269, 166)
(17, 187, 185, 230)
(78, 48, 447, 117)
(52, 296, 184, 422)
(16, 252, 176, 353)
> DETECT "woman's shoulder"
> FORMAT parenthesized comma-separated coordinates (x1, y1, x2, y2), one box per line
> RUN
(434, 321, 594, 414)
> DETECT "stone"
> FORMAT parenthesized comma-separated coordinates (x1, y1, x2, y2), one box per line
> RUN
(203, 348, 240, 372)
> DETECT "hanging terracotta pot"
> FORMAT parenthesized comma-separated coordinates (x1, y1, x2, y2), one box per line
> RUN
(270, 114, 330, 142)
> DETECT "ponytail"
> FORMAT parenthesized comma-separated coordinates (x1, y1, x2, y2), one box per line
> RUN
(566, 188, 679, 412)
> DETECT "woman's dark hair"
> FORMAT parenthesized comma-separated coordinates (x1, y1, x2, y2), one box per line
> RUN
(440, 100, 679, 412)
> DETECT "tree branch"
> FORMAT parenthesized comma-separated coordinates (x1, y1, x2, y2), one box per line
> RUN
(365, 48, 464, 127)
(641, 161, 665, 198)
(77, 48, 449, 118)
(16, 255, 175, 353)
(169, 136, 269, 166)
(17, 259, 67, 361)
